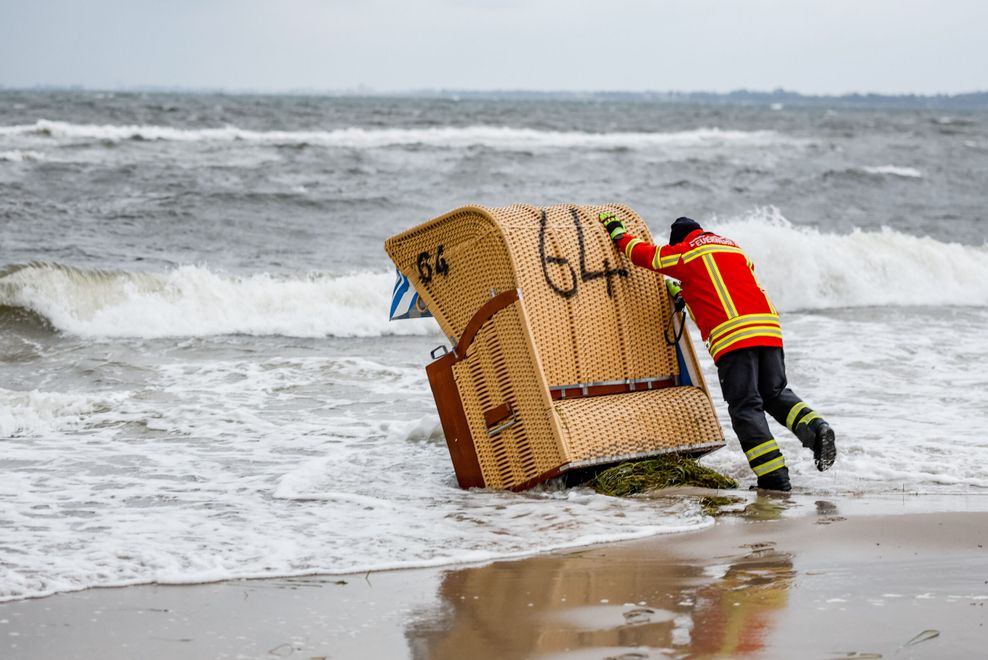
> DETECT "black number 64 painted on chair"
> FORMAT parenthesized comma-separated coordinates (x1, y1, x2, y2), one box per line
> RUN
(539, 208, 628, 299)
(417, 245, 449, 284)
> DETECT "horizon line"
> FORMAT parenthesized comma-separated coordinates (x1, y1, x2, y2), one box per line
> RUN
(2, 84, 988, 99)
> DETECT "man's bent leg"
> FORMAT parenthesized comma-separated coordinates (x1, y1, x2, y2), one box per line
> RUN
(717, 348, 791, 491)
(758, 348, 836, 471)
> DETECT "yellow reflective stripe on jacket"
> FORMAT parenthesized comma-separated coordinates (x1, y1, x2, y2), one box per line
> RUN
(708, 325, 783, 357)
(708, 313, 781, 347)
(786, 402, 807, 429)
(658, 251, 680, 269)
(624, 238, 643, 260)
(681, 244, 746, 264)
(745, 439, 779, 462)
(702, 254, 738, 318)
(753, 456, 786, 476)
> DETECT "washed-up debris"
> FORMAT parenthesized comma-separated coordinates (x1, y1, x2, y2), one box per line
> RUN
(589, 455, 737, 497)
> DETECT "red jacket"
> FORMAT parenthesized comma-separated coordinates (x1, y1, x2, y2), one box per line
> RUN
(615, 229, 782, 362)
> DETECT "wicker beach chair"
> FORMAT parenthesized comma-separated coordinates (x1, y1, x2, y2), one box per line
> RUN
(385, 204, 724, 491)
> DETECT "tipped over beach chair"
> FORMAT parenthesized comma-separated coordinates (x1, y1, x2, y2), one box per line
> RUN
(385, 204, 724, 491)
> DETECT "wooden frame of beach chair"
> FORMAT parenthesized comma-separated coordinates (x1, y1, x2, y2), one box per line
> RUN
(385, 204, 724, 491)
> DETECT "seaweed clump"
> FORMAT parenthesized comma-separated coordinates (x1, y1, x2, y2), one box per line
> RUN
(590, 455, 737, 497)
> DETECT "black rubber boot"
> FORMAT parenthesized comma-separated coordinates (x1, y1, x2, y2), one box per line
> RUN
(812, 421, 837, 472)
(793, 420, 815, 448)
(755, 466, 792, 492)
(794, 418, 837, 471)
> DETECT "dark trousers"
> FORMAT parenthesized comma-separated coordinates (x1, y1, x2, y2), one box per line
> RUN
(716, 346, 814, 478)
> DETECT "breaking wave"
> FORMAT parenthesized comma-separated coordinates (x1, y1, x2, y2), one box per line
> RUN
(0, 263, 436, 338)
(715, 208, 988, 311)
(0, 387, 119, 438)
(0, 119, 793, 151)
(858, 165, 923, 178)
(823, 164, 924, 180)
(0, 149, 45, 162)
(2, 214, 985, 338)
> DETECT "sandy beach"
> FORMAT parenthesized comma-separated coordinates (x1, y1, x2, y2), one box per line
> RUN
(2, 493, 986, 660)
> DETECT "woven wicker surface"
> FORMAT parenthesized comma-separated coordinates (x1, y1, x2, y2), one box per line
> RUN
(495, 204, 679, 387)
(385, 207, 514, 341)
(385, 204, 679, 384)
(386, 204, 724, 490)
(451, 302, 564, 491)
(553, 386, 723, 465)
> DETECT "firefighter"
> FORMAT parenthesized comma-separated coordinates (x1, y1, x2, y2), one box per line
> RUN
(599, 212, 836, 491)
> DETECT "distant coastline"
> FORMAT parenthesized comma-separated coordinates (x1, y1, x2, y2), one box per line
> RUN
(405, 89, 988, 109)
(2, 85, 988, 109)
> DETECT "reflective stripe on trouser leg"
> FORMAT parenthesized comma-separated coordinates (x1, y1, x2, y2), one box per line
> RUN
(784, 403, 822, 430)
(778, 400, 822, 449)
(799, 411, 821, 426)
(785, 402, 809, 430)
(717, 348, 789, 478)
(745, 439, 786, 476)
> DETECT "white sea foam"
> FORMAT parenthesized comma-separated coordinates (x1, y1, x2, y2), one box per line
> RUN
(0, 119, 793, 151)
(0, 263, 437, 338)
(3, 309, 988, 603)
(0, 149, 45, 162)
(712, 207, 988, 311)
(859, 165, 923, 178)
(696, 305, 988, 494)
(4, 212, 988, 603)
(3, 215, 987, 340)
(0, 388, 118, 437)
(0, 354, 712, 602)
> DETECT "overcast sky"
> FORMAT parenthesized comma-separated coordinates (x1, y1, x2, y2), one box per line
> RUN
(1, 0, 986, 94)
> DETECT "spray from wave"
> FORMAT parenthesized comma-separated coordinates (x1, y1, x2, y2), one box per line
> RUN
(822, 164, 924, 181)
(2, 213, 985, 338)
(713, 207, 988, 311)
(858, 165, 923, 178)
(1, 119, 793, 151)
(0, 387, 118, 437)
(0, 149, 45, 162)
(0, 263, 436, 339)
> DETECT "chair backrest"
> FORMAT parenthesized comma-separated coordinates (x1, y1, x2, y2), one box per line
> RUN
(386, 204, 723, 491)
(385, 204, 680, 388)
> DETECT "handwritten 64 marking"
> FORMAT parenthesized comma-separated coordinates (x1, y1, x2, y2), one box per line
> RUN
(417, 244, 449, 284)
(539, 208, 628, 299)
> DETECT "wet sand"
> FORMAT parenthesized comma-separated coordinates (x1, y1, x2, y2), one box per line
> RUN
(2, 494, 987, 659)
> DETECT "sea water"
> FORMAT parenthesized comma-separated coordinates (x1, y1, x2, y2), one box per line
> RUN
(1, 92, 987, 602)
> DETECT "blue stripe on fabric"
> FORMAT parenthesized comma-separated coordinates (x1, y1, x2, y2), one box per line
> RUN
(390, 270, 412, 319)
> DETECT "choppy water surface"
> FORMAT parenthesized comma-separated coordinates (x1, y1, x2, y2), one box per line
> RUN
(1, 91, 987, 601)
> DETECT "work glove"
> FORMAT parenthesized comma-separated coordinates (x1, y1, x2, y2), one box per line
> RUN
(598, 211, 627, 241)
(666, 279, 686, 312)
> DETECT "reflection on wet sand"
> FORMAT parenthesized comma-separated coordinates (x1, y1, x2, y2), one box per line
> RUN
(408, 497, 808, 660)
